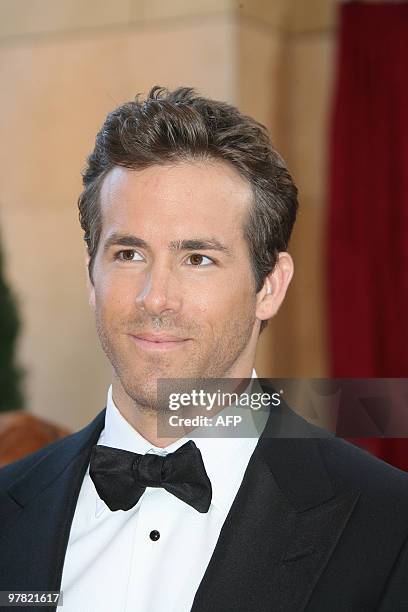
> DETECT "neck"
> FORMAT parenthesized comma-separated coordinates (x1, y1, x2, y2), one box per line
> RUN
(111, 361, 256, 448)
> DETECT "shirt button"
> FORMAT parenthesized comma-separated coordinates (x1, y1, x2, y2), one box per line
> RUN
(150, 530, 160, 541)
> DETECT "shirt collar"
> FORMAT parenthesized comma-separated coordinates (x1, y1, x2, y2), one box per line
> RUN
(94, 369, 266, 517)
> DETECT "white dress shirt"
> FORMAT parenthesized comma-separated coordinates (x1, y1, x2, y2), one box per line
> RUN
(60, 370, 268, 612)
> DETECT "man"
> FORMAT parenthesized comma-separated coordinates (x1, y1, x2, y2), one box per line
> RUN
(1, 86, 408, 612)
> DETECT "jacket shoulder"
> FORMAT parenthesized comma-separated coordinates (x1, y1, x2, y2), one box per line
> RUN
(0, 409, 106, 490)
(0, 436, 67, 486)
(317, 436, 408, 504)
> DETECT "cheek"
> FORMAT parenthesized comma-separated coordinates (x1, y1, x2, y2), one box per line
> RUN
(94, 275, 135, 318)
(189, 281, 255, 327)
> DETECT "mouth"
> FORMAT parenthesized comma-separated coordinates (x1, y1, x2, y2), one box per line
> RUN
(128, 333, 191, 351)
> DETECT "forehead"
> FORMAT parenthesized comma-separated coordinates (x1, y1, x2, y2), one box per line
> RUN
(98, 161, 252, 242)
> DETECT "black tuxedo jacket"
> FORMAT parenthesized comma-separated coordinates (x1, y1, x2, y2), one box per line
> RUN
(1, 385, 408, 612)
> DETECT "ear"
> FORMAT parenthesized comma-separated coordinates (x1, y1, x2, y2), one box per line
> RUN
(255, 252, 294, 322)
(85, 250, 95, 310)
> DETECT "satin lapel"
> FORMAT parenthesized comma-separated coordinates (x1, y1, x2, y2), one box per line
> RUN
(192, 390, 361, 612)
(0, 410, 106, 594)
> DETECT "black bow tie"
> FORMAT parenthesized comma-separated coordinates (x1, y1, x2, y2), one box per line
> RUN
(89, 440, 212, 513)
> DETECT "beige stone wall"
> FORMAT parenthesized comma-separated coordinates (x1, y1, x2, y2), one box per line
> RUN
(238, 1, 336, 378)
(0, 0, 337, 429)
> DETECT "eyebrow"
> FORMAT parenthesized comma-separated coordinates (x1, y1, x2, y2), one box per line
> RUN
(103, 233, 233, 256)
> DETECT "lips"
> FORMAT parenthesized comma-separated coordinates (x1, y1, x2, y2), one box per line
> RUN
(128, 332, 190, 350)
(132, 332, 188, 342)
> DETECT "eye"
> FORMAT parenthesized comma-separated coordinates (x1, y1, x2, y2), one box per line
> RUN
(115, 250, 144, 262)
(185, 254, 214, 267)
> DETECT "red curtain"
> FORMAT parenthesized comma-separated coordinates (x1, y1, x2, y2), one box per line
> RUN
(327, 3, 408, 469)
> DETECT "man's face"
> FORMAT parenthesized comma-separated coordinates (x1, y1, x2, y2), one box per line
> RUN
(89, 161, 262, 410)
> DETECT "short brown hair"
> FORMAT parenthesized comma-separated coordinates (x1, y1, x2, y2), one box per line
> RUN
(78, 86, 298, 331)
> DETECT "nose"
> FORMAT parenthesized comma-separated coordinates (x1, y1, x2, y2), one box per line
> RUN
(135, 261, 182, 317)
